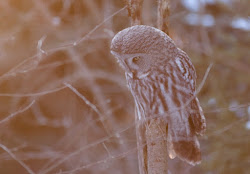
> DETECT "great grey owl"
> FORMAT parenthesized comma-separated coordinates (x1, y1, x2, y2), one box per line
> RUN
(110, 25, 206, 165)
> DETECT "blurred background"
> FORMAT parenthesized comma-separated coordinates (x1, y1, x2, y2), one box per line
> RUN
(0, 0, 249, 173)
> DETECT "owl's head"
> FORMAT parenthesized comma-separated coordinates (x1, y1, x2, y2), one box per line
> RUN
(110, 25, 178, 79)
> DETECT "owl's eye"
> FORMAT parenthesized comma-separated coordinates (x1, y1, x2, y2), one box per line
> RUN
(132, 56, 140, 63)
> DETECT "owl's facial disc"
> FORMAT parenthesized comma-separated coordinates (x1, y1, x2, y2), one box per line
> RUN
(111, 51, 131, 72)
(126, 55, 151, 79)
(111, 51, 151, 79)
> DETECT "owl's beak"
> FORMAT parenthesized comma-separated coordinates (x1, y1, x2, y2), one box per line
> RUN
(126, 71, 136, 79)
(110, 51, 132, 71)
(111, 50, 138, 79)
(131, 70, 137, 79)
(123, 63, 134, 77)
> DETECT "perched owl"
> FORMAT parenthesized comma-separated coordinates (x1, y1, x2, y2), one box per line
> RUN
(110, 25, 206, 165)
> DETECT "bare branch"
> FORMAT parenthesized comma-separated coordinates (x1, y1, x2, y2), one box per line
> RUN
(157, 0, 170, 34)
(146, 119, 168, 174)
(126, 0, 144, 25)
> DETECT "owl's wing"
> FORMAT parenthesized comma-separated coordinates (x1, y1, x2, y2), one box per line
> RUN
(190, 97, 206, 135)
(176, 48, 206, 135)
(165, 49, 206, 165)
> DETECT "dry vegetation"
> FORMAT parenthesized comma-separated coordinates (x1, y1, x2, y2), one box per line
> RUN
(0, 0, 249, 174)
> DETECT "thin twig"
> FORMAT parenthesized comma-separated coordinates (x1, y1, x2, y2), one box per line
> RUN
(0, 100, 35, 124)
(74, 6, 127, 45)
(64, 82, 102, 117)
(207, 117, 247, 137)
(0, 85, 67, 97)
(0, 143, 35, 174)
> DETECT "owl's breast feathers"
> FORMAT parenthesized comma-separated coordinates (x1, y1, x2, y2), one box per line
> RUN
(126, 50, 206, 165)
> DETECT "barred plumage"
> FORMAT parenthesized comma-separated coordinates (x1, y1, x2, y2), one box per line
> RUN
(111, 25, 206, 165)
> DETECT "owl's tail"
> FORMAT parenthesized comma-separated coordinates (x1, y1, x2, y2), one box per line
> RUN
(171, 135, 201, 165)
(167, 106, 203, 165)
